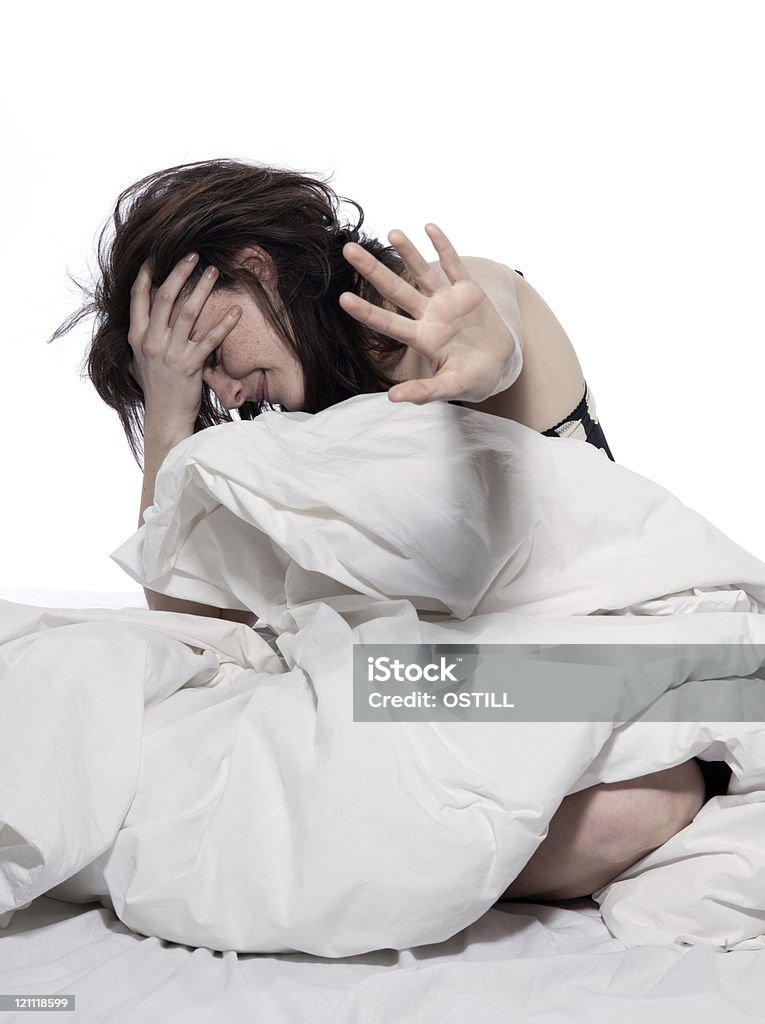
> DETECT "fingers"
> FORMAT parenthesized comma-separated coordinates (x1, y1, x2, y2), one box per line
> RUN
(140, 253, 241, 353)
(424, 223, 470, 285)
(128, 260, 154, 350)
(339, 291, 420, 346)
(170, 264, 222, 340)
(387, 373, 461, 405)
(342, 242, 427, 319)
(147, 252, 201, 333)
(130, 251, 242, 380)
(387, 229, 444, 296)
(196, 304, 242, 356)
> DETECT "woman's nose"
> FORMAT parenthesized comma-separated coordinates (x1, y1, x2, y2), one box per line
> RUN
(204, 370, 244, 410)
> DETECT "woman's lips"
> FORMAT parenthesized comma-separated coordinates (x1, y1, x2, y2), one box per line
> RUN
(254, 371, 268, 403)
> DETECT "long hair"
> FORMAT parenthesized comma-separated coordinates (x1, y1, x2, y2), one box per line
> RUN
(49, 159, 410, 466)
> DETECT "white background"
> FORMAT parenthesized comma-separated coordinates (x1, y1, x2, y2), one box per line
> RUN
(1, 0, 763, 592)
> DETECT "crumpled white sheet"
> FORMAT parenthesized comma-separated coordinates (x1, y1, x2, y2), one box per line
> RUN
(2, 393, 765, 956)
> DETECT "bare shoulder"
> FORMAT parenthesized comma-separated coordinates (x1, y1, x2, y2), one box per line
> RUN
(433, 257, 587, 431)
(428, 256, 525, 351)
(428, 255, 522, 295)
(433, 254, 521, 281)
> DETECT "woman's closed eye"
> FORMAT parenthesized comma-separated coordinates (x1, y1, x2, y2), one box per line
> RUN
(206, 348, 220, 371)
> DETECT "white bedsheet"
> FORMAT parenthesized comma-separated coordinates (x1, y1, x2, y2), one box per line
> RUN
(2, 394, 765, 962)
(2, 588, 764, 1023)
(4, 892, 765, 1024)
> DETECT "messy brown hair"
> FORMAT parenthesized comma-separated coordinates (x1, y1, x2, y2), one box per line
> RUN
(49, 158, 409, 466)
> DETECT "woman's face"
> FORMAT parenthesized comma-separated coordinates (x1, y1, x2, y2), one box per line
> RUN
(192, 285, 306, 412)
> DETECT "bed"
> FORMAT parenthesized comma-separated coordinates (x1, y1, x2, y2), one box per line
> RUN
(3, 395, 765, 1022)
(1, 640, 762, 1024)
(4, 856, 763, 1024)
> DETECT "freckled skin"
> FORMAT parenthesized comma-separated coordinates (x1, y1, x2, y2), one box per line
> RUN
(192, 287, 306, 412)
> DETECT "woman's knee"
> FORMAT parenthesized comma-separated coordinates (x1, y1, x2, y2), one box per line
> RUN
(500, 759, 707, 902)
(589, 758, 707, 863)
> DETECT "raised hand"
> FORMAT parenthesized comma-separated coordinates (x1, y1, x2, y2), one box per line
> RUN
(339, 224, 519, 405)
(128, 254, 242, 427)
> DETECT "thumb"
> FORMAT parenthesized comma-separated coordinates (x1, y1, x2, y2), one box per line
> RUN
(387, 375, 458, 405)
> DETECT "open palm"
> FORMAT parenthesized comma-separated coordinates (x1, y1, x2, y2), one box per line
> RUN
(339, 224, 519, 404)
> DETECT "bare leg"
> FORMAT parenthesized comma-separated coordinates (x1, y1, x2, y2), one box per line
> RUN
(499, 759, 707, 902)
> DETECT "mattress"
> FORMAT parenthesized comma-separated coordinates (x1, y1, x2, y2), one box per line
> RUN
(2, 588, 764, 1023)
(5, 890, 764, 1024)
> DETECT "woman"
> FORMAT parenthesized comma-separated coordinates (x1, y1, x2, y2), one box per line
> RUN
(52, 157, 719, 906)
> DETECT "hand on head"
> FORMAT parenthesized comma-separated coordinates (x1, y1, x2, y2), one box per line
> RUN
(128, 254, 242, 428)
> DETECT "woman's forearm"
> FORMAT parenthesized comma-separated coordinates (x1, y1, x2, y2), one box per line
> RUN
(139, 413, 257, 626)
(139, 413, 192, 529)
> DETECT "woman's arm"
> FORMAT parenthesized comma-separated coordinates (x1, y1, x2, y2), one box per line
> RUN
(458, 259, 586, 431)
(139, 414, 257, 625)
(130, 255, 257, 627)
(341, 226, 586, 426)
